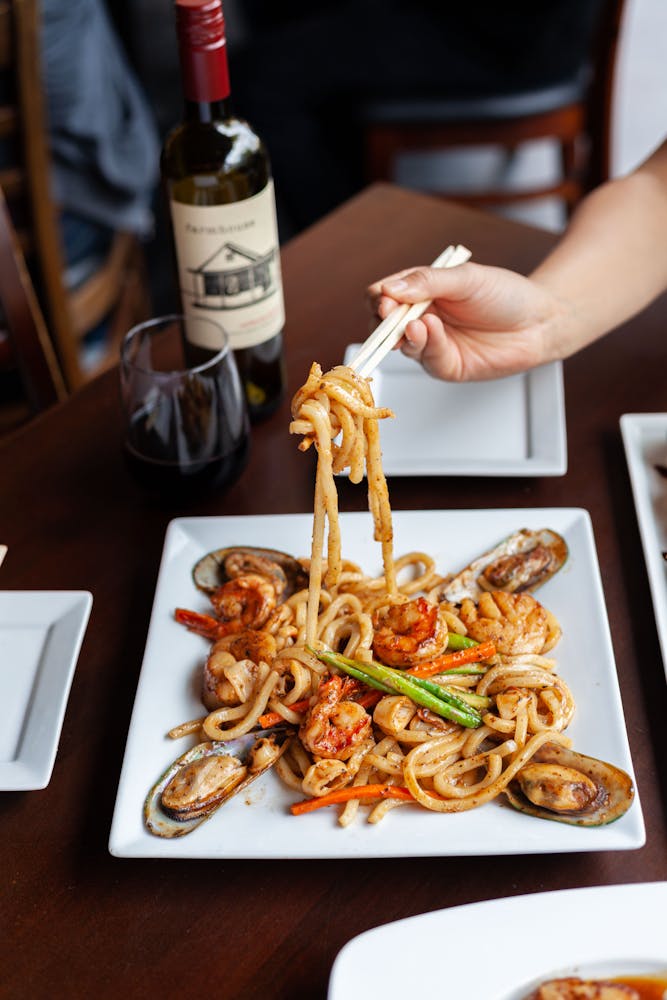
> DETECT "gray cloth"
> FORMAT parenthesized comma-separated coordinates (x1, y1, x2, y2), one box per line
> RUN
(40, 0, 160, 236)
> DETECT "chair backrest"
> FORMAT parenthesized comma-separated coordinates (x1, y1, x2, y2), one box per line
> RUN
(0, 184, 67, 412)
(0, 0, 84, 387)
(0, 0, 152, 401)
(362, 0, 628, 213)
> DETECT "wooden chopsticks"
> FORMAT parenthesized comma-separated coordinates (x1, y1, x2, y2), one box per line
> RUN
(348, 244, 471, 378)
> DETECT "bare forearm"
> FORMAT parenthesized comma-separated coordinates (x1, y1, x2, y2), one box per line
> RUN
(369, 142, 667, 382)
(532, 142, 667, 360)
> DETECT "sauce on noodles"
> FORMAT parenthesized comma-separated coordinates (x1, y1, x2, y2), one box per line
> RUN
(165, 361, 614, 830)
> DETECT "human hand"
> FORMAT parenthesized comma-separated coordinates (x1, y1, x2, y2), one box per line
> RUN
(367, 262, 570, 382)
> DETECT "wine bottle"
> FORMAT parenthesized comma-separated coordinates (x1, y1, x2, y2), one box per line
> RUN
(163, 0, 286, 421)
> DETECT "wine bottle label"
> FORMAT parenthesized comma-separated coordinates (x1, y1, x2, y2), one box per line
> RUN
(170, 180, 285, 350)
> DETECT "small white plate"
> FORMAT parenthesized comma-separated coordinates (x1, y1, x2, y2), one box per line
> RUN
(621, 414, 667, 681)
(109, 508, 643, 859)
(0, 591, 92, 790)
(343, 345, 567, 476)
(328, 882, 667, 1000)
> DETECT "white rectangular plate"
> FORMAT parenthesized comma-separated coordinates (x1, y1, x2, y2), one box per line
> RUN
(109, 508, 643, 858)
(0, 591, 92, 790)
(343, 345, 567, 476)
(328, 882, 667, 1000)
(621, 413, 667, 681)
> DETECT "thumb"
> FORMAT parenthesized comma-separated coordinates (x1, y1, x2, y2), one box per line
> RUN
(381, 264, 471, 303)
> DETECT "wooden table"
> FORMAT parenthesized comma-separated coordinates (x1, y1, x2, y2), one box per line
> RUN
(2, 184, 666, 998)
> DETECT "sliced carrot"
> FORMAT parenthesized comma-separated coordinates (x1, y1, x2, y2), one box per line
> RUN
(258, 710, 282, 729)
(407, 640, 496, 679)
(291, 783, 414, 816)
(357, 690, 383, 710)
(258, 698, 311, 729)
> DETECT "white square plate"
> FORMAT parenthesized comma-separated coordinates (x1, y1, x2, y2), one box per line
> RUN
(621, 413, 667, 681)
(328, 882, 667, 1000)
(109, 508, 643, 858)
(0, 591, 92, 790)
(343, 345, 567, 476)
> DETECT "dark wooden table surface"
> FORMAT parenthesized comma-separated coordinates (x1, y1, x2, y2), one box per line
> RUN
(2, 184, 666, 999)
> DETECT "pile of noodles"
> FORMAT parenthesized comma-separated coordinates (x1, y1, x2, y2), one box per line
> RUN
(167, 361, 574, 826)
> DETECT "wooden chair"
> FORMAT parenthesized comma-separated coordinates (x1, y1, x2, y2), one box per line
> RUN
(0, 184, 67, 423)
(362, 0, 627, 216)
(0, 0, 151, 417)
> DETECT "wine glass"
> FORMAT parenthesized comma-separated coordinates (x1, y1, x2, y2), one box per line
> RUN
(119, 314, 250, 498)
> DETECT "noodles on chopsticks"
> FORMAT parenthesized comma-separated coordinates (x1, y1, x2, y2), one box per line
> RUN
(289, 362, 396, 644)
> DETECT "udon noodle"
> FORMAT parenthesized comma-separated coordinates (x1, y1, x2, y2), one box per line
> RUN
(170, 361, 575, 826)
(289, 362, 397, 643)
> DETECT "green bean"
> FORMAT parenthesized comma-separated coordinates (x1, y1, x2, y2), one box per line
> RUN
(446, 632, 478, 651)
(313, 648, 483, 729)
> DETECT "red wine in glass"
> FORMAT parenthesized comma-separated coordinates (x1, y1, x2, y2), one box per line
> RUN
(120, 315, 250, 499)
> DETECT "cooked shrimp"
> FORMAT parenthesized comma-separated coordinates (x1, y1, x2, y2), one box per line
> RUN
(372, 596, 448, 667)
(223, 551, 288, 600)
(175, 576, 279, 641)
(299, 675, 372, 761)
(174, 607, 228, 640)
(528, 979, 639, 1000)
(458, 591, 561, 656)
(210, 573, 277, 629)
(202, 642, 267, 710)
(223, 628, 277, 665)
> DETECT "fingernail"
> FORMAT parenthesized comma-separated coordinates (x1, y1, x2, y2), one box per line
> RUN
(384, 278, 407, 293)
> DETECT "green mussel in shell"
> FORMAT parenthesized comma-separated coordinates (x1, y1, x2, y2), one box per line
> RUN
(144, 728, 290, 838)
(192, 546, 308, 601)
(442, 528, 569, 605)
(504, 742, 634, 826)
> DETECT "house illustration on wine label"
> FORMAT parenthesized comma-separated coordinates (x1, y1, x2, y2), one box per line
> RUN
(186, 241, 279, 310)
